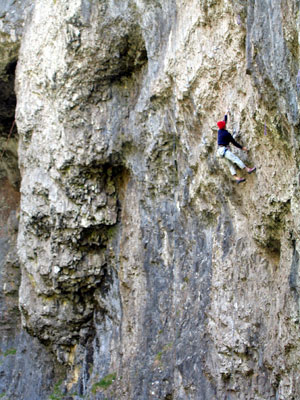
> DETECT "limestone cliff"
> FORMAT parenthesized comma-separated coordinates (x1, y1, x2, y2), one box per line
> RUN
(0, 2, 67, 400)
(1, 0, 300, 399)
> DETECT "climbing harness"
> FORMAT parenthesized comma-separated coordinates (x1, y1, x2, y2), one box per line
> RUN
(218, 146, 228, 157)
(222, 148, 228, 157)
(0, 119, 16, 164)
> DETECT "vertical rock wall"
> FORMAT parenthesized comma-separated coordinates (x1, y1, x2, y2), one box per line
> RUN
(5, 0, 300, 399)
(0, 2, 66, 399)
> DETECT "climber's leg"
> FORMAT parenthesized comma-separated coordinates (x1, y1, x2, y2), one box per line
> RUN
(227, 161, 237, 176)
(217, 147, 246, 183)
(225, 161, 245, 182)
(224, 149, 246, 170)
(224, 151, 249, 182)
(224, 149, 256, 174)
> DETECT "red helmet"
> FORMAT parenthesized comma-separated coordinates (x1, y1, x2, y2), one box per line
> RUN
(217, 121, 226, 129)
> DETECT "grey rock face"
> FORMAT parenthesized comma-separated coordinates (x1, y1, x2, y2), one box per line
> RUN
(0, 0, 32, 184)
(0, 0, 31, 40)
(246, 0, 299, 124)
(7, 0, 300, 399)
(0, 181, 65, 400)
(0, 2, 66, 400)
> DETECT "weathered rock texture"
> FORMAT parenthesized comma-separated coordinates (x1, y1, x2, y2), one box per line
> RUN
(0, 2, 66, 399)
(2, 0, 300, 399)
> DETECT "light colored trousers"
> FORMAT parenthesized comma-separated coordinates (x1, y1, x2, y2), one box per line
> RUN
(217, 146, 246, 175)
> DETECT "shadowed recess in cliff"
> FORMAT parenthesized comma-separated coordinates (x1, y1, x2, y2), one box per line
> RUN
(0, 55, 20, 189)
(19, 163, 129, 362)
(0, 48, 21, 343)
(92, 23, 148, 87)
(0, 59, 16, 130)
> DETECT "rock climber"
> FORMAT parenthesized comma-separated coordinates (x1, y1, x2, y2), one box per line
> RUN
(216, 112, 256, 183)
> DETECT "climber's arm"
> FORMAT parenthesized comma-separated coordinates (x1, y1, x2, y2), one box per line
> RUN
(229, 134, 243, 150)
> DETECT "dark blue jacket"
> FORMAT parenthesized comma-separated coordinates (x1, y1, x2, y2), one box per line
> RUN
(217, 115, 243, 149)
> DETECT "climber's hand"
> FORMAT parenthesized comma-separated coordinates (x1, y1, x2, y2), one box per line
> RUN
(242, 146, 248, 152)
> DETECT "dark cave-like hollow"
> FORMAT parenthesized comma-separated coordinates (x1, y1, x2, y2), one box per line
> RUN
(0, 57, 20, 235)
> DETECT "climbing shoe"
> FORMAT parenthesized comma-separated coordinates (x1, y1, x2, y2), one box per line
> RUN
(247, 167, 256, 174)
(236, 178, 246, 184)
